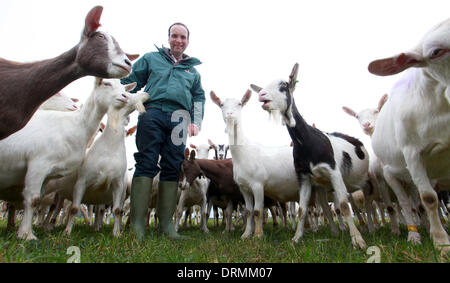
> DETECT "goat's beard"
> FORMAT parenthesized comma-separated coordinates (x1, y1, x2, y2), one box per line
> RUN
(267, 109, 282, 126)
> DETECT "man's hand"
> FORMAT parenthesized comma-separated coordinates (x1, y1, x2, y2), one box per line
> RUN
(188, 123, 199, 137)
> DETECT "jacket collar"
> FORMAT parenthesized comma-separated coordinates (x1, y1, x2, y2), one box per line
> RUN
(155, 45, 201, 67)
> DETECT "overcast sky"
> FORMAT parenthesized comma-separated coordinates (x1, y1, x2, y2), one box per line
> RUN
(1, 0, 448, 164)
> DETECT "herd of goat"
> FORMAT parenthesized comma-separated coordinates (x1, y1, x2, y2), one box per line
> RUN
(0, 6, 449, 256)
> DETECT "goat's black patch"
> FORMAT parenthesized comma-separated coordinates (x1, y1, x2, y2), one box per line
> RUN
(341, 151, 352, 175)
(329, 132, 365, 160)
(287, 100, 336, 176)
(279, 81, 292, 122)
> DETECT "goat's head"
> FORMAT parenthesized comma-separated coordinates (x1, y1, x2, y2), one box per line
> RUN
(250, 63, 299, 127)
(94, 78, 136, 129)
(76, 6, 138, 78)
(207, 139, 228, 160)
(210, 90, 251, 131)
(190, 143, 212, 159)
(342, 93, 388, 136)
(40, 92, 79, 112)
(368, 18, 450, 85)
(179, 149, 204, 190)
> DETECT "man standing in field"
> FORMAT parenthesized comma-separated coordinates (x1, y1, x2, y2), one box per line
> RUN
(121, 23, 205, 239)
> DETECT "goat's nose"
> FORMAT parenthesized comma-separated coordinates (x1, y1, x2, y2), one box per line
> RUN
(124, 58, 132, 67)
(363, 122, 371, 128)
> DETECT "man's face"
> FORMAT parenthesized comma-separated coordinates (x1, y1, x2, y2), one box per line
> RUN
(169, 25, 189, 58)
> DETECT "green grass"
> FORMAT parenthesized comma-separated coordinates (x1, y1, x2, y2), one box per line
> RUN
(0, 219, 448, 263)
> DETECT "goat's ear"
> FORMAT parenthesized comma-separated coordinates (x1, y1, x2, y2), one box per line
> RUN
(210, 91, 222, 107)
(342, 106, 357, 117)
(126, 54, 140, 61)
(189, 150, 196, 161)
(184, 148, 190, 160)
(241, 90, 252, 106)
(125, 82, 137, 92)
(208, 139, 216, 149)
(377, 93, 388, 111)
(82, 6, 103, 40)
(288, 63, 299, 91)
(368, 52, 424, 76)
(190, 143, 197, 149)
(250, 84, 263, 93)
(126, 125, 137, 136)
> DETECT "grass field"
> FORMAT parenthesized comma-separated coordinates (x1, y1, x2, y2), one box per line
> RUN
(0, 219, 448, 263)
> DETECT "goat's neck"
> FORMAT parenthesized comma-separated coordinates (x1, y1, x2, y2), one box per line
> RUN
(101, 112, 126, 145)
(286, 100, 313, 147)
(15, 46, 84, 114)
(225, 116, 247, 150)
(77, 91, 110, 146)
(197, 159, 224, 183)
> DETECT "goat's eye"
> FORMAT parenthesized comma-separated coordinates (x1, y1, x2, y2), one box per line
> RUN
(103, 82, 112, 87)
(430, 48, 445, 59)
(96, 33, 106, 39)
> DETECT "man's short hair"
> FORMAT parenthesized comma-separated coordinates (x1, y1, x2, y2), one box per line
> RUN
(168, 23, 190, 39)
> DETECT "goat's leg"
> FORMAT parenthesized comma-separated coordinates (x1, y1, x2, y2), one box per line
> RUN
(330, 171, 367, 250)
(348, 193, 368, 233)
(372, 173, 400, 235)
(17, 168, 49, 240)
(111, 179, 125, 237)
(64, 177, 88, 236)
(175, 190, 187, 232)
(200, 196, 209, 233)
(403, 148, 450, 255)
(251, 184, 265, 238)
(293, 178, 312, 243)
(383, 169, 421, 244)
(361, 186, 377, 233)
(42, 193, 61, 231)
(317, 187, 338, 236)
(269, 206, 278, 227)
(7, 204, 16, 231)
(240, 188, 254, 239)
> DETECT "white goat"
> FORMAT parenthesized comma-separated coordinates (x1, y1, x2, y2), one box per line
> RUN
(368, 18, 450, 254)
(39, 92, 79, 112)
(210, 90, 336, 241)
(61, 87, 148, 237)
(251, 63, 370, 249)
(0, 78, 136, 240)
(342, 94, 408, 237)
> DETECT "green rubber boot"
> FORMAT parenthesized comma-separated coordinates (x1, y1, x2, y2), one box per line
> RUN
(157, 181, 188, 239)
(130, 176, 153, 240)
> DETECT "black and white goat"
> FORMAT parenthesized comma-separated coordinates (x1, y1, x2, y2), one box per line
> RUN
(251, 64, 370, 249)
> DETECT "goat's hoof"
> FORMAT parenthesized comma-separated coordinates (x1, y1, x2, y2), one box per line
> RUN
(241, 233, 251, 240)
(407, 231, 422, 245)
(351, 236, 367, 250)
(17, 231, 37, 241)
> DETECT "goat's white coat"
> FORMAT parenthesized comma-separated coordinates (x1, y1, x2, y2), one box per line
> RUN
(211, 91, 303, 240)
(62, 87, 148, 237)
(0, 78, 136, 240)
(369, 18, 450, 253)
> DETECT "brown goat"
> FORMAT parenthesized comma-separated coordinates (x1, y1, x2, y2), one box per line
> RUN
(0, 6, 137, 139)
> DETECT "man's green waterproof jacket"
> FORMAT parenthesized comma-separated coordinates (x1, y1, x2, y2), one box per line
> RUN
(121, 45, 205, 128)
